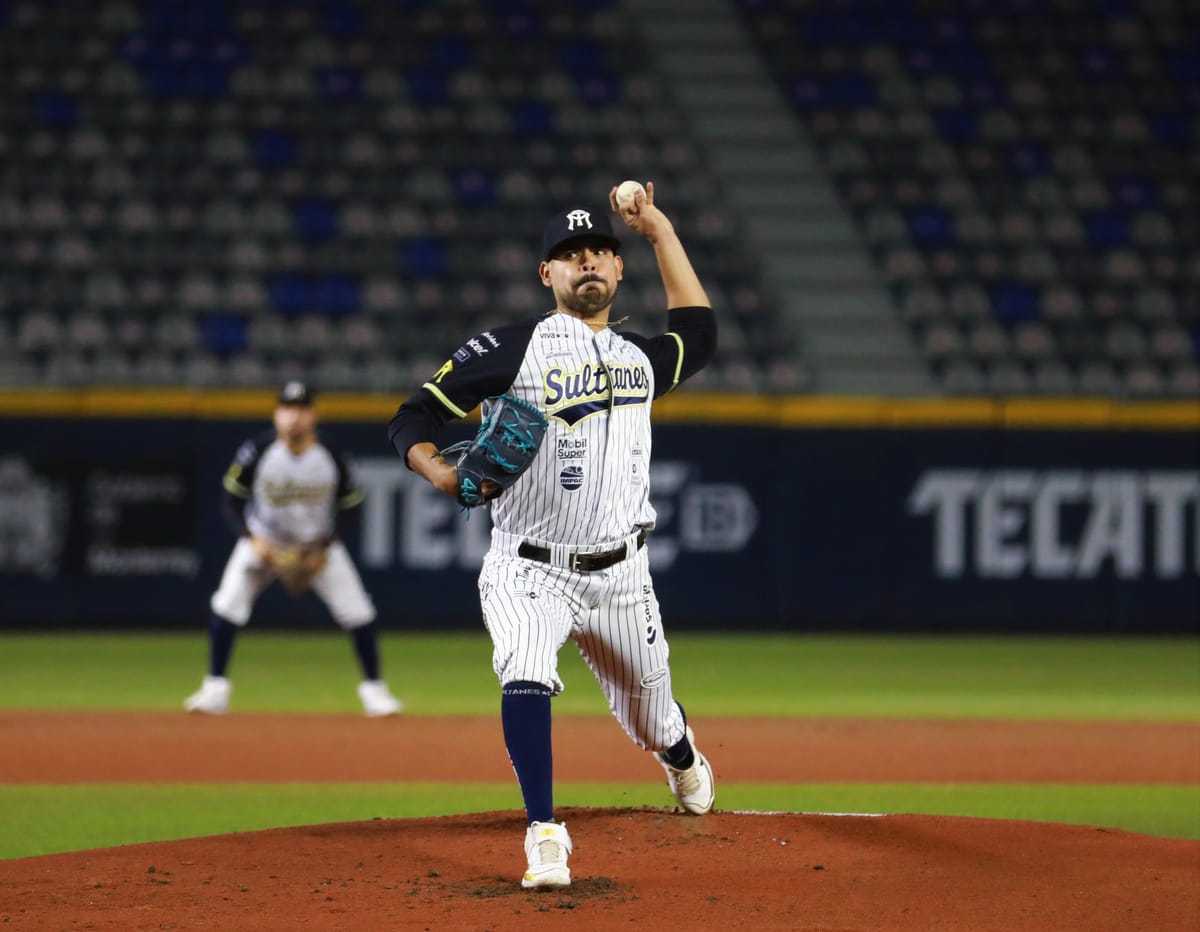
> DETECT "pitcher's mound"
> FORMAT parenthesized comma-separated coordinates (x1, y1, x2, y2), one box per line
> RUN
(3, 807, 1198, 931)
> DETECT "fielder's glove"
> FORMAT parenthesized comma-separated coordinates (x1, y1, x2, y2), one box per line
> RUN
(438, 393, 548, 508)
(271, 545, 325, 595)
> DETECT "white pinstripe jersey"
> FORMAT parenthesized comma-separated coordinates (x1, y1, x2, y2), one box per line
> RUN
(390, 307, 715, 548)
(494, 312, 657, 543)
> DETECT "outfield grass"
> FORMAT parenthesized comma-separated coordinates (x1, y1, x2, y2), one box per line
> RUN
(1, 783, 1195, 859)
(2, 631, 1197, 858)
(3, 631, 1199, 719)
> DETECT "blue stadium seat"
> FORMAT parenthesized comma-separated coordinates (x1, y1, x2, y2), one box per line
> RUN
(313, 274, 361, 318)
(201, 314, 247, 357)
(322, 1, 365, 39)
(431, 36, 474, 70)
(267, 273, 312, 318)
(510, 100, 555, 135)
(292, 199, 338, 243)
(401, 238, 449, 279)
(1080, 47, 1121, 81)
(578, 72, 621, 106)
(142, 1, 231, 37)
(790, 73, 876, 108)
(33, 92, 78, 130)
(990, 282, 1041, 323)
(318, 67, 361, 102)
(496, 5, 542, 39)
(1082, 210, 1129, 248)
(1111, 176, 1157, 210)
(934, 108, 977, 143)
(453, 167, 496, 206)
(906, 207, 954, 247)
(1150, 113, 1191, 145)
(963, 75, 1006, 108)
(559, 38, 605, 72)
(405, 68, 449, 105)
(1008, 141, 1050, 177)
(252, 130, 297, 170)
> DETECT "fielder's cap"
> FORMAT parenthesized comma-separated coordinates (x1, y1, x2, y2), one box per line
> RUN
(277, 380, 315, 406)
(542, 206, 620, 261)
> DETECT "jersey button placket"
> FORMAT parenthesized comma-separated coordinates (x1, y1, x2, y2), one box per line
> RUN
(585, 332, 617, 536)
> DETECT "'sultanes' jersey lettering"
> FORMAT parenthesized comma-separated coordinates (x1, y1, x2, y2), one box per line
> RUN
(260, 478, 333, 507)
(543, 362, 649, 406)
(543, 362, 650, 428)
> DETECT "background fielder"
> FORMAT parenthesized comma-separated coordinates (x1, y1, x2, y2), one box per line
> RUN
(184, 381, 403, 718)
(388, 182, 718, 889)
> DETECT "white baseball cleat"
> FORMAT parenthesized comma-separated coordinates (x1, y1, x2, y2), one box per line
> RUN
(183, 676, 231, 714)
(522, 820, 572, 889)
(655, 726, 715, 815)
(357, 680, 404, 717)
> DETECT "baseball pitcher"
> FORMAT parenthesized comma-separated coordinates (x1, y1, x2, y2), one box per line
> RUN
(184, 381, 403, 718)
(388, 183, 717, 888)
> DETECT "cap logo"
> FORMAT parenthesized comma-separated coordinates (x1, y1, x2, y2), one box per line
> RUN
(565, 209, 593, 232)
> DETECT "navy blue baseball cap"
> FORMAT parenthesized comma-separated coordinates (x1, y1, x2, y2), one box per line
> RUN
(542, 206, 621, 260)
(277, 380, 315, 406)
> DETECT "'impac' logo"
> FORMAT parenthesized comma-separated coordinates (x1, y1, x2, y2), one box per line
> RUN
(559, 465, 585, 491)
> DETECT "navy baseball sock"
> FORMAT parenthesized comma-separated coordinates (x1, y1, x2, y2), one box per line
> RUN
(501, 681, 554, 825)
(208, 613, 238, 678)
(350, 623, 381, 681)
(658, 702, 695, 770)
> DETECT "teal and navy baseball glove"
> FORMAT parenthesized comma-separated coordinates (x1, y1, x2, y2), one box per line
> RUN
(439, 393, 548, 508)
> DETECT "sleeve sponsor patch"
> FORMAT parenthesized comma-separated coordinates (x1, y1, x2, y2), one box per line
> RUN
(452, 331, 501, 364)
(234, 441, 257, 467)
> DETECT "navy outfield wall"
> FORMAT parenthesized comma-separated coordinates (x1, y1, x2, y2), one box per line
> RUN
(0, 391, 1196, 632)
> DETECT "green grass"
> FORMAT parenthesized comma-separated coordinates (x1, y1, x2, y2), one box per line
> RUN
(3, 631, 1198, 719)
(1, 783, 1195, 860)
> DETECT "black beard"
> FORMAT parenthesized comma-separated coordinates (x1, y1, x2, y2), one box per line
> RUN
(561, 278, 615, 316)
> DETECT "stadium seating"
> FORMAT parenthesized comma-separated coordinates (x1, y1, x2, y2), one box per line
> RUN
(735, 0, 1198, 397)
(0, 0, 781, 392)
(0, 0, 1195, 398)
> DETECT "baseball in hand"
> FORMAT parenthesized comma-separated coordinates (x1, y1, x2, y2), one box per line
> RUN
(615, 180, 645, 210)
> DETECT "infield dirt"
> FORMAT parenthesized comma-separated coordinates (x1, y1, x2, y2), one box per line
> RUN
(2, 713, 1198, 930)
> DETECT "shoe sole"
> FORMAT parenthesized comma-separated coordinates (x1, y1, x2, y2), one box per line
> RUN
(362, 705, 403, 717)
(522, 868, 571, 889)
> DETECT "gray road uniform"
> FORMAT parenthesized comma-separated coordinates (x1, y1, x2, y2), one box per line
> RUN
(389, 305, 715, 750)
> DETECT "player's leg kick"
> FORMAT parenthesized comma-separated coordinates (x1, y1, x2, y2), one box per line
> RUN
(572, 547, 715, 815)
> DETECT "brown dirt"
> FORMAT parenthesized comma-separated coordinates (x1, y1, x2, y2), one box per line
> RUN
(4, 712, 1197, 783)
(1, 712, 1198, 931)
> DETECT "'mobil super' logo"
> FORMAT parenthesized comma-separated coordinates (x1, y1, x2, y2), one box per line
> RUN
(542, 362, 649, 428)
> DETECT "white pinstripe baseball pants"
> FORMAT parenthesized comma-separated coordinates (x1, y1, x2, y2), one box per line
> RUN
(478, 540, 687, 753)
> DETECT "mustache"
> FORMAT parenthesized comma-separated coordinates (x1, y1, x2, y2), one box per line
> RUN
(575, 274, 605, 286)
